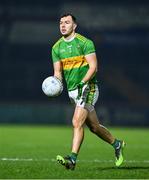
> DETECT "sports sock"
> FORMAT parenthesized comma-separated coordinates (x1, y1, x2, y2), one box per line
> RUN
(111, 139, 121, 149)
(70, 152, 78, 162)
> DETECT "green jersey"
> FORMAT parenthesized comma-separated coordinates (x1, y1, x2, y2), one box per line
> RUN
(52, 33, 97, 91)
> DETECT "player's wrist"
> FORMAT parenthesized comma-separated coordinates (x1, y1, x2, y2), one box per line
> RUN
(81, 80, 85, 84)
(78, 81, 85, 88)
(54, 76, 62, 82)
(80, 80, 87, 85)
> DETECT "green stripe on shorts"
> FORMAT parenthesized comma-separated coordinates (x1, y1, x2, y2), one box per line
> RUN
(86, 83, 96, 105)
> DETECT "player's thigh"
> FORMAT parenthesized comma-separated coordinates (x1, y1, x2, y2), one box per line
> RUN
(72, 106, 88, 128)
(85, 109, 101, 130)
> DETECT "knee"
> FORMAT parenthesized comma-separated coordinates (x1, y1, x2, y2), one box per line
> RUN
(72, 118, 81, 129)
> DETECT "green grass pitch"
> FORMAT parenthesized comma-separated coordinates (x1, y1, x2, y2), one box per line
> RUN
(0, 125, 149, 179)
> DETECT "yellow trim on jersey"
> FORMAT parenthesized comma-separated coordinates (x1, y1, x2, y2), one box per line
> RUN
(61, 55, 88, 70)
(76, 33, 86, 42)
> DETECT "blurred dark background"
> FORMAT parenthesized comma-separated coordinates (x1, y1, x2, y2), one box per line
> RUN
(0, 0, 149, 126)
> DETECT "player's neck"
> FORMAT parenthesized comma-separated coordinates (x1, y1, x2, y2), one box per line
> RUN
(63, 32, 76, 42)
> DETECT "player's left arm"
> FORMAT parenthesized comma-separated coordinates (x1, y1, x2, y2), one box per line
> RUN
(77, 52, 98, 99)
(82, 52, 98, 83)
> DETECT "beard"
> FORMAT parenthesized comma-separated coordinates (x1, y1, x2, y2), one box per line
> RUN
(61, 27, 74, 38)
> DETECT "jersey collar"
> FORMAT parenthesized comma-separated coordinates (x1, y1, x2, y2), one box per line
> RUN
(63, 33, 76, 42)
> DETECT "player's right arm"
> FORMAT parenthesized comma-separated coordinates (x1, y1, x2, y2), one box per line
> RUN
(53, 61, 63, 81)
(52, 42, 63, 81)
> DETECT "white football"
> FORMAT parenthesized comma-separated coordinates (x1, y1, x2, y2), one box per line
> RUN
(42, 76, 63, 97)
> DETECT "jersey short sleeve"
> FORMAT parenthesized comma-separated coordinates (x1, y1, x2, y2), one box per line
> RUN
(52, 48, 60, 63)
(83, 39, 96, 55)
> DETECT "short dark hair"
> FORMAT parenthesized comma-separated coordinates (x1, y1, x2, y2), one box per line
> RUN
(60, 13, 77, 24)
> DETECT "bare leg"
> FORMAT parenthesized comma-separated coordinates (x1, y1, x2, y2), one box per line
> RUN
(71, 106, 88, 153)
(86, 109, 115, 144)
(57, 107, 124, 169)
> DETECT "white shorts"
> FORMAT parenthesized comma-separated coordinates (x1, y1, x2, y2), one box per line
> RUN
(68, 83, 99, 112)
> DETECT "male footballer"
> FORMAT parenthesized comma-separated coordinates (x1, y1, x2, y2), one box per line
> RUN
(51, 13, 125, 170)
